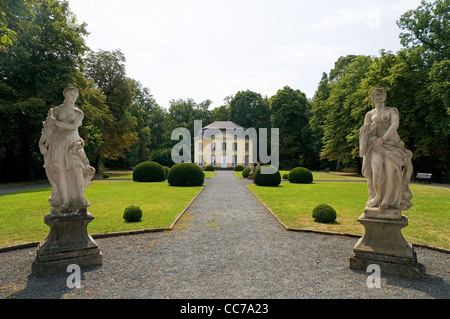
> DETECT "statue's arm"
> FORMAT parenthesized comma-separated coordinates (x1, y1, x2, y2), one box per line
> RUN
(360, 112, 374, 157)
(380, 108, 399, 142)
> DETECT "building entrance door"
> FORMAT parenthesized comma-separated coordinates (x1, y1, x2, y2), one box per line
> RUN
(221, 155, 227, 168)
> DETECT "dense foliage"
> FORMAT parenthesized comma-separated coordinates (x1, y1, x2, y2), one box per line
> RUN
(242, 167, 251, 178)
(132, 161, 166, 182)
(253, 166, 281, 187)
(123, 205, 143, 223)
(312, 204, 337, 224)
(168, 163, 205, 186)
(288, 167, 313, 184)
(0, 0, 448, 183)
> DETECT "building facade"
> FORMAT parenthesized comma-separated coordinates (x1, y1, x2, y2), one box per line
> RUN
(194, 121, 255, 169)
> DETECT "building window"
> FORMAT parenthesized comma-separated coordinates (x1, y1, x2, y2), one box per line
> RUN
(198, 142, 203, 151)
(198, 156, 203, 167)
(222, 142, 227, 151)
(245, 155, 249, 167)
(233, 142, 238, 151)
(232, 155, 237, 167)
(211, 155, 216, 166)
(211, 142, 216, 151)
(245, 143, 249, 152)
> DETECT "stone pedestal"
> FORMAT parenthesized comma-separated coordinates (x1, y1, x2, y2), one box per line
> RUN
(349, 210, 419, 279)
(33, 207, 102, 277)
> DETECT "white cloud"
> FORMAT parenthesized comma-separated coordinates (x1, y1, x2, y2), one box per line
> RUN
(68, 0, 425, 109)
(303, 7, 367, 32)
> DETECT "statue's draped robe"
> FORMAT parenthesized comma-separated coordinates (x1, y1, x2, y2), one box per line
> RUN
(41, 106, 95, 207)
(359, 107, 413, 210)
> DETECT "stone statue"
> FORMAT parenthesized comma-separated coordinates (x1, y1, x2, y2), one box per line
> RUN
(350, 86, 418, 279)
(359, 86, 413, 212)
(34, 84, 101, 277)
(39, 84, 95, 209)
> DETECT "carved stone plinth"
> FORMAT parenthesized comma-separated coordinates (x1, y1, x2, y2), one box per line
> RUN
(349, 213, 419, 279)
(33, 207, 102, 277)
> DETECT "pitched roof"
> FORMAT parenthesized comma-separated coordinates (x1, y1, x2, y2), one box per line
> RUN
(195, 121, 247, 139)
(203, 121, 245, 130)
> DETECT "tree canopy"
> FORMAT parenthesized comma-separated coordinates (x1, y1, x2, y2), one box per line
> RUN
(0, 0, 448, 182)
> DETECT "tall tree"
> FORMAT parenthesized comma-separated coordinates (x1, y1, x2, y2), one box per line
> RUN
(211, 105, 230, 122)
(0, 0, 89, 181)
(395, 0, 450, 179)
(229, 90, 270, 130)
(0, 0, 35, 52)
(83, 49, 139, 168)
(270, 86, 313, 168)
(310, 72, 331, 169)
(397, 0, 449, 61)
(320, 55, 373, 169)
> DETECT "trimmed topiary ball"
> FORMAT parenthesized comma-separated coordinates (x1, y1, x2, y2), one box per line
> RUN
(312, 204, 337, 223)
(168, 163, 205, 186)
(288, 167, 313, 184)
(234, 165, 244, 171)
(133, 161, 166, 182)
(242, 167, 251, 178)
(254, 165, 281, 186)
(205, 165, 215, 171)
(123, 205, 143, 222)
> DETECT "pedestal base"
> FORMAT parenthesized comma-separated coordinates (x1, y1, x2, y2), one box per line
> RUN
(349, 213, 419, 279)
(33, 207, 102, 277)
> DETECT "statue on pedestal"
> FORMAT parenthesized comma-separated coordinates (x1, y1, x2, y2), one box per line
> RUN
(33, 84, 101, 277)
(349, 86, 418, 279)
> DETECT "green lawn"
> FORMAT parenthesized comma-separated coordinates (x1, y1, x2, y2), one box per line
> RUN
(248, 182, 450, 249)
(0, 180, 203, 247)
(235, 170, 366, 181)
(103, 170, 216, 180)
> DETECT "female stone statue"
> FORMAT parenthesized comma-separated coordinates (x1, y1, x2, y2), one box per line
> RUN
(39, 84, 95, 209)
(359, 87, 413, 211)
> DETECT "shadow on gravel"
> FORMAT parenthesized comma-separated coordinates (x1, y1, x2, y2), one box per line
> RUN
(6, 265, 101, 299)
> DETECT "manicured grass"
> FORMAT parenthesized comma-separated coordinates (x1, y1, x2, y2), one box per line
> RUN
(103, 170, 216, 180)
(248, 182, 450, 249)
(204, 171, 215, 179)
(235, 170, 366, 181)
(0, 181, 203, 247)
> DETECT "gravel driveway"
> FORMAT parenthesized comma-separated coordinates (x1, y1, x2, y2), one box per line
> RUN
(0, 171, 448, 299)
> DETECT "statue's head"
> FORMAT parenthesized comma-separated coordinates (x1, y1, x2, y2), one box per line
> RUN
(63, 84, 79, 101)
(370, 86, 387, 104)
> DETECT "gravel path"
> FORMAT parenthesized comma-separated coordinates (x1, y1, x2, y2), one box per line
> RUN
(0, 171, 449, 299)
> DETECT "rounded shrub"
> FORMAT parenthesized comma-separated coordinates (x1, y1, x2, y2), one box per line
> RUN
(205, 165, 215, 171)
(253, 165, 281, 186)
(234, 165, 244, 171)
(288, 167, 313, 184)
(282, 173, 289, 180)
(242, 167, 251, 178)
(133, 161, 166, 182)
(168, 163, 205, 186)
(123, 205, 143, 222)
(312, 204, 337, 223)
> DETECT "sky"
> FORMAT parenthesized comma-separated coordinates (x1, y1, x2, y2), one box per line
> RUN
(68, 0, 423, 109)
